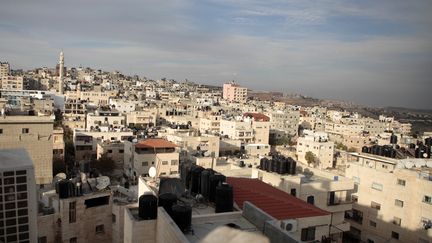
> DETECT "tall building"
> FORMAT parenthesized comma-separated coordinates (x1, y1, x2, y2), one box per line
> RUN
(222, 81, 248, 103)
(58, 51, 64, 94)
(0, 115, 54, 184)
(345, 153, 432, 243)
(0, 149, 38, 243)
(0, 62, 10, 78)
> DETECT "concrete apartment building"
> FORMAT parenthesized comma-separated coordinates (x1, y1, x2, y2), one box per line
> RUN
(53, 128, 65, 160)
(0, 115, 54, 184)
(126, 110, 158, 128)
(222, 82, 248, 103)
(73, 129, 133, 161)
(297, 132, 335, 169)
(124, 138, 179, 177)
(252, 166, 353, 242)
(166, 133, 220, 158)
(220, 117, 270, 145)
(86, 110, 126, 131)
(199, 114, 221, 134)
(0, 62, 10, 77)
(345, 153, 432, 243)
(0, 149, 38, 243)
(267, 110, 300, 137)
(37, 190, 112, 243)
(1, 76, 26, 90)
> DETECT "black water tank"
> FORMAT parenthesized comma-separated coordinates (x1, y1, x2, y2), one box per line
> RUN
(158, 193, 177, 216)
(190, 166, 204, 194)
(215, 183, 234, 213)
(264, 159, 271, 172)
(390, 149, 397, 158)
(200, 169, 214, 198)
(209, 174, 226, 202)
(289, 161, 297, 175)
(259, 158, 266, 170)
(139, 194, 158, 220)
(409, 143, 416, 149)
(390, 134, 398, 144)
(425, 137, 432, 147)
(182, 164, 192, 189)
(278, 159, 287, 174)
(171, 204, 192, 232)
(271, 159, 277, 172)
(362, 146, 369, 153)
(58, 180, 70, 199)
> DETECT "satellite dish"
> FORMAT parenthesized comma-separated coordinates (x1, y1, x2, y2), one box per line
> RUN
(149, 166, 157, 178)
(96, 176, 110, 190)
(405, 161, 414, 169)
(80, 172, 87, 183)
(423, 153, 428, 158)
(56, 173, 67, 180)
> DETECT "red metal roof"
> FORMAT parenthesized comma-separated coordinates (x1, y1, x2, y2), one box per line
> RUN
(135, 138, 177, 149)
(243, 112, 270, 122)
(226, 177, 330, 220)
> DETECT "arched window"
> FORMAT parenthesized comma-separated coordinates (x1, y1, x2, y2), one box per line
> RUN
(307, 195, 315, 205)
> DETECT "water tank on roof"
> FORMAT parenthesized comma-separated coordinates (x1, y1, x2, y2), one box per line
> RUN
(190, 166, 204, 194)
(58, 180, 76, 199)
(390, 134, 398, 144)
(278, 159, 287, 174)
(289, 160, 297, 175)
(209, 174, 226, 202)
(171, 205, 192, 232)
(409, 143, 416, 149)
(362, 146, 369, 153)
(200, 169, 214, 199)
(215, 183, 234, 213)
(158, 193, 177, 216)
(139, 194, 158, 220)
(425, 137, 432, 147)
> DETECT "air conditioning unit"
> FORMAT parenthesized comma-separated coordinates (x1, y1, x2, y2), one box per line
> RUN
(280, 219, 297, 232)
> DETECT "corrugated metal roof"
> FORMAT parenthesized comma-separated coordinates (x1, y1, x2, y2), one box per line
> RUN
(227, 177, 330, 220)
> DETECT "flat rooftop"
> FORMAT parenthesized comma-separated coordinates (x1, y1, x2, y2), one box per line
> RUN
(0, 149, 34, 170)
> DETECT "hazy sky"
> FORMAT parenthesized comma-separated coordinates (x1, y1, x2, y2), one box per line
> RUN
(1, 0, 432, 109)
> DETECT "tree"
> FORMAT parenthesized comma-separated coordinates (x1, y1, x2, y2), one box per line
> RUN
(52, 157, 66, 176)
(305, 151, 318, 167)
(91, 153, 116, 175)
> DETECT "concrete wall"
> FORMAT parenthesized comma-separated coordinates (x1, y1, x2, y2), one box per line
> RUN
(156, 208, 189, 243)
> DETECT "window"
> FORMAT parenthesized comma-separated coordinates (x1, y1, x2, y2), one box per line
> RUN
(423, 195, 432, 204)
(369, 220, 377, 227)
(290, 188, 296, 197)
(393, 217, 401, 226)
(112, 214, 116, 223)
(301, 227, 315, 241)
(0, 128, 3, 134)
(142, 162, 148, 166)
(371, 182, 383, 191)
(395, 199, 404, 208)
(371, 201, 381, 210)
(22, 128, 29, 134)
(391, 231, 399, 240)
(171, 160, 178, 165)
(307, 196, 315, 205)
(108, 150, 113, 153)
(70, 237, 77, 243)
(95, 224, 105, 234)
(38, 236, 47, 243)
(162, 161, 168, 165)
(69, 202, 76, 223)
(397, 179, 406, 186)
(119, 149, 124, 154)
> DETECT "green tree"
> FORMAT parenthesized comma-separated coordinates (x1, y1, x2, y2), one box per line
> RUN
(91, 153, 116, 175)
(52, 157, 66, 176)
(305, 151, 318, 167)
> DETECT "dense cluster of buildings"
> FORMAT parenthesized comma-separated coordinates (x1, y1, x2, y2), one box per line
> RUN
(0, 53, 431, 243)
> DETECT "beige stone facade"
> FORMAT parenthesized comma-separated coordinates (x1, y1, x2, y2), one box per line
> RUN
(0, 115, 54, 184)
